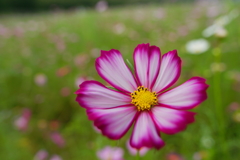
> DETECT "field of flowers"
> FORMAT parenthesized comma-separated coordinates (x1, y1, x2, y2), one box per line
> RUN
(0, 1, 240, 160)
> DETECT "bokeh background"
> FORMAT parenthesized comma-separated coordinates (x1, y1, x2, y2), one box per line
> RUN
(0, 0, 240, 159)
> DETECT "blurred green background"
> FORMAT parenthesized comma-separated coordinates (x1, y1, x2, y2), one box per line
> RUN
(0, 0, 240, 159)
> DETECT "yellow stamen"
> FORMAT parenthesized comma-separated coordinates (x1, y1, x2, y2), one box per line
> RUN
(131, 86, 157, 111)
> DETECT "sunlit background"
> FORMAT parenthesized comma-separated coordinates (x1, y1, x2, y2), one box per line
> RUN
(0, 0, 240, 159)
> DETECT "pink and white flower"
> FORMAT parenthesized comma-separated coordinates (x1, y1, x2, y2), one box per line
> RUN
(14, 108, 31, 131)
(76, 43, 209, 149)
(97, 146, 124, 160)
(34, 150, 48, 160)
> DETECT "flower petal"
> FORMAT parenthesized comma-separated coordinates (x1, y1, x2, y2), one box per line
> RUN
(96, 49, 137, 93)
(130, 112, 165, 149)
(134, 44, 161, 88)
(151, 106, 196, 134)
(158, 77, 209, 110)
(152, 50, 181, 93)
(76, 80, 131, 109)
(87, 106, 137, 139)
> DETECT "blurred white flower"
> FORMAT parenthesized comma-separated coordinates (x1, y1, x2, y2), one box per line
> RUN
(97, 146, 124, 160)
(202, 24, 228, 38)
(186, 39, 210, 54)
(95, 1, 108, 12)
(201, 135, 215, 149)
(203, 9, 239, 37)
(214, 26, 227, 38)
(233, 110, 240, 123)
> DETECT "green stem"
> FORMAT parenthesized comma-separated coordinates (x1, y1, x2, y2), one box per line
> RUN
(212, 47, 229, 159)
(136, 150, 140, 160)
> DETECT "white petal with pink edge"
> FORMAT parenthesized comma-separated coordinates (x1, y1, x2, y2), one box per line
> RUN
(130, 112, 165, 149)
(96, 49, 137, 93)
(76, 80, 131, 109)
(134, 44, 161, 88)
(87, 106, 137, 140)
(158, 77, 209, 110)
(151, 106, 195, 134)
(152, 50, 181, 93)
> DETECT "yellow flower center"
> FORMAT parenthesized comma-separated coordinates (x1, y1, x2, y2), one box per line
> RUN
(131, 86, 158, 111)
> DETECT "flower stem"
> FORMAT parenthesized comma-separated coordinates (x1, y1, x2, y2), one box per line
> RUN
(136, 150, 140, 160)
(212, 47, 230, 159)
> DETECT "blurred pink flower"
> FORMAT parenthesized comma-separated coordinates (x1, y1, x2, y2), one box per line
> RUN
(97, 146, 124, 160)
(95, 1, 108, 12)
(0, 25, 11, 38)
(13, 27, 25, 37)
(56, 66, 70, 77)
(74, 54, 89, 67)
(60, 87, 71, 97)
(167, 152, 184, 160)
(75, 76, 88, 88)
(14, 108, 31, 131)
(34, 73, 47, 86)
(34, 149, 48, 160)
(126, 140, 148, 156)
(228, 102, 240, 112)
(206, 6, 220, 18)
(50, 132, 65, 147)
(49, 155, 62, 160)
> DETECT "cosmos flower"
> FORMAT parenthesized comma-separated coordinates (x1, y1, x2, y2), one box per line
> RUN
(14, 108, 31, 131)
(33, 150, 48, 160)
(76, 43, 208, 149)
(34, 73, 47, 86)
(49, 155, 62, 160)
(97, 146, 124, 160)
(95, 0, 108, 13)
(49, 132, 65, 147)
(185, 39, 210, 54)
